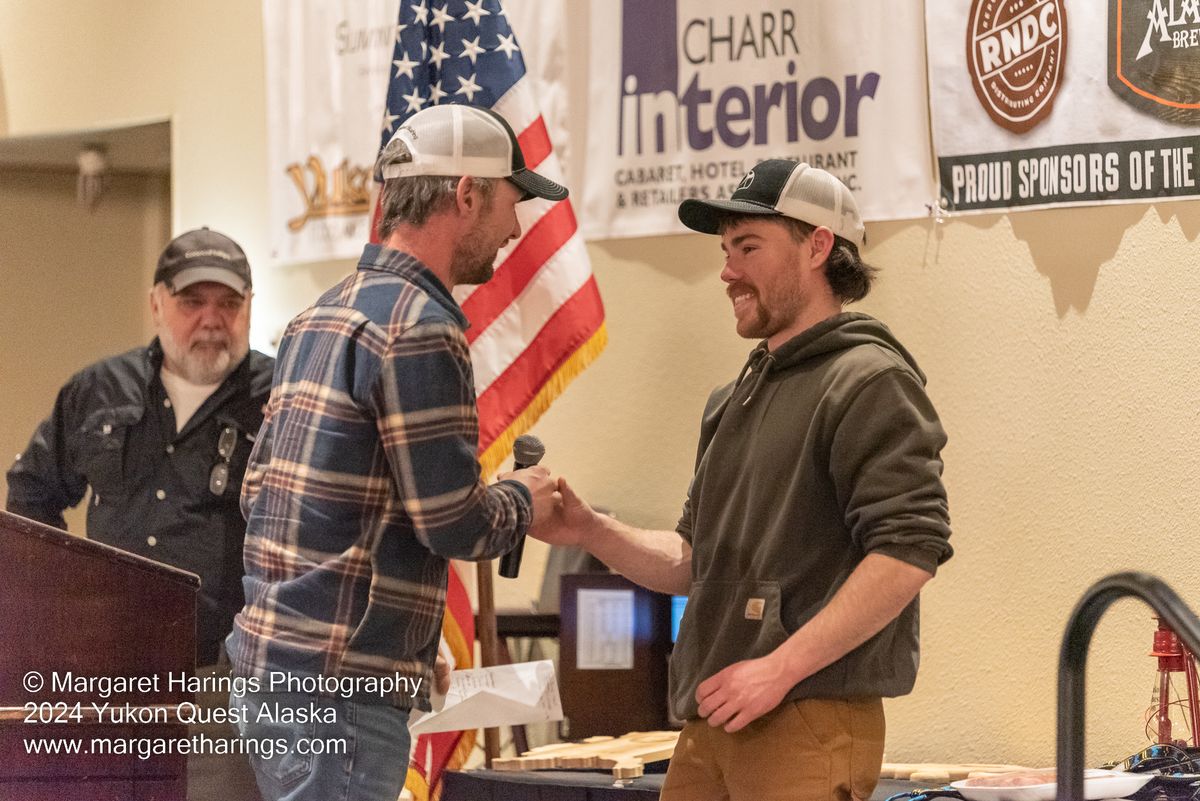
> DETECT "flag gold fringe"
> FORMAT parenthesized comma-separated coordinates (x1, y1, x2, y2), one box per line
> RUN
(405, 770, 431, 801)
(438, 585, 478, 774)
(478, 323, 608, 479)
(442, 597, 474, 670)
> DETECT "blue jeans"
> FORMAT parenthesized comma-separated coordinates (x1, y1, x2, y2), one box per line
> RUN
(230, 691, 411, 801)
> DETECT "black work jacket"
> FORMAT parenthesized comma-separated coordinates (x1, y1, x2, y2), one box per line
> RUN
(6, 340, 274, 664)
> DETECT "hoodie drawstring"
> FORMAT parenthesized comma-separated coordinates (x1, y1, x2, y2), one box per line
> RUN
(739, 352, 777, 407)
(740, 350, 776, 407)
(732, 345, 765, 392)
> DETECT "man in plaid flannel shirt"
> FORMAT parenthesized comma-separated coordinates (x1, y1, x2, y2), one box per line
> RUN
(226, 105, 567, 801)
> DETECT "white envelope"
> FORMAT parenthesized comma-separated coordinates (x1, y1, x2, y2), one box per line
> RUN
(409, 659, 563, 736)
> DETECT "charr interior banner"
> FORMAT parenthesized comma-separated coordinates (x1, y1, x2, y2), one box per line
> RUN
(580, 1, 936, 240)
(929, 0, 1200, 214)
(262, 0, 396, 264)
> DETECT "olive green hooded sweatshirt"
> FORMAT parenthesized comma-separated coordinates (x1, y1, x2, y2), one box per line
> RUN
(669, 312, 953, 721)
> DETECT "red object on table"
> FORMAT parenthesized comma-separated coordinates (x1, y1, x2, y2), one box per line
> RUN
(1148, 616, 1200, 746)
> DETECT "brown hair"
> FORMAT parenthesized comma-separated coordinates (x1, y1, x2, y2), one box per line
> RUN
(716, 214, 878, 303)
(374, 138, 497, 240)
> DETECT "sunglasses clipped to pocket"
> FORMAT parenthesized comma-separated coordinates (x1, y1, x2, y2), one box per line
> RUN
(209, 425, 238, 496)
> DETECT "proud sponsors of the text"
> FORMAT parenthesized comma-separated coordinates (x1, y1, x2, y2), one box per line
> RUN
(940, 138, 1197, 210)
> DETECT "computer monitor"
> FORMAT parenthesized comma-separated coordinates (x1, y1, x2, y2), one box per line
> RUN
(670, 595, 687, 643)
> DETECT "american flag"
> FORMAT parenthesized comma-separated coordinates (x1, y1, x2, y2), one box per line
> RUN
(377, 0, 605, 478)
(375, 2, 605, 798)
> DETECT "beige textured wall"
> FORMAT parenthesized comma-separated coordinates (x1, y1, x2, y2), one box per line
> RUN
(0, 0, 274, 326)
(3, 0, 1200, 768)
(867, 206, 1200, 765)
(0, 167, 170, 532)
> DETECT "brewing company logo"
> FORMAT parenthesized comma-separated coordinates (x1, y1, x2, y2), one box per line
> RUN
(966, 0, 1067, 133)
(1109, 0, 1200, 124)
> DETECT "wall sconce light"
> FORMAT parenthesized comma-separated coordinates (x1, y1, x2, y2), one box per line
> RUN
(76, 144, 108, 210)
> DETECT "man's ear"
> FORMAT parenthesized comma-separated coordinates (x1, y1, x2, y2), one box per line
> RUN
(809, 226, 835, 265)
(454, 175, 480, 216)
(149, 285, 164, 323)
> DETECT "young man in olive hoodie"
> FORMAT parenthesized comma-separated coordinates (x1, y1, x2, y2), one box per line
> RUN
(537, 160, 953, 800)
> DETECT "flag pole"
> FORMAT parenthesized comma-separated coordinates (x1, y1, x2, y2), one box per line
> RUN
(475, 559, 502, 766)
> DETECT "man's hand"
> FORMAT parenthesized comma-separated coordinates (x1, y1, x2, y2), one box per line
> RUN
(526, 476, 598, 548)
(499, 465, 559, 526)
(433, 654, 452, 696)
(694, 554, 934, 734)
(695, 653, 793, 733)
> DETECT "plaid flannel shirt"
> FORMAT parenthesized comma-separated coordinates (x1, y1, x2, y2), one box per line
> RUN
(226, 245, 531, 710)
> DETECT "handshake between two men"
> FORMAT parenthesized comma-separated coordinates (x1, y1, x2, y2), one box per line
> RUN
(498, 471, 616, 570)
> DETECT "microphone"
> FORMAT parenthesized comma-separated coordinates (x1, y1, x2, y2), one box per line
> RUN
(498, 434, 545, 579)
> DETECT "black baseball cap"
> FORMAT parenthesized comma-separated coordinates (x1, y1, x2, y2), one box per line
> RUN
(154, 228, 252, 295)
(678, 159, 866, 247)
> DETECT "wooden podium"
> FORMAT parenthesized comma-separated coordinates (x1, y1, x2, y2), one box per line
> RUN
(559, 574, 672, 739)
(0, 509, 199, 801)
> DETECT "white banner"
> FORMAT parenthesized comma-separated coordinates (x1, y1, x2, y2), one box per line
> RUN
(262, 0, 396, 264)
(580, 1, 936, 240)
(929, 0, 1200, 213)
(262, 0, 572, 265)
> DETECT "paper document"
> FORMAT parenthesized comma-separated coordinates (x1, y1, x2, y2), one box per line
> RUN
(576, 588, 634, 669)
(408, 660, 562, 736)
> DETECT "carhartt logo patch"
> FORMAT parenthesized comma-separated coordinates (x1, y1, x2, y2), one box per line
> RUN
(967, 0, 1067, 133)
(744, 598, 765, 620)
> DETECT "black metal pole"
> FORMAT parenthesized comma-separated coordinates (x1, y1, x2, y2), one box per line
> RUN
(1057, 573, 1200, 800)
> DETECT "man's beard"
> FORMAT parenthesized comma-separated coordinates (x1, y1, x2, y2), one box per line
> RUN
(450, 228, 498, 286)
(731, 281, 803, 342)
(159, 328, 247, 384)
(450, 192, 503, 286)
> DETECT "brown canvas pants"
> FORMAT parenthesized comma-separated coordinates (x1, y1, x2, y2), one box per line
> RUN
(661, 697, 885, 801)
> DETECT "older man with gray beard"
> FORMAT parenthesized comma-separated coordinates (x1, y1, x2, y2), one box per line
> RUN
(6, 227, 274, 668)
(7, 228, 274, 801)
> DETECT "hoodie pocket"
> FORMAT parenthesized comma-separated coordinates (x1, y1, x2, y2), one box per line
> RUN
(669, 579, 790, 721)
